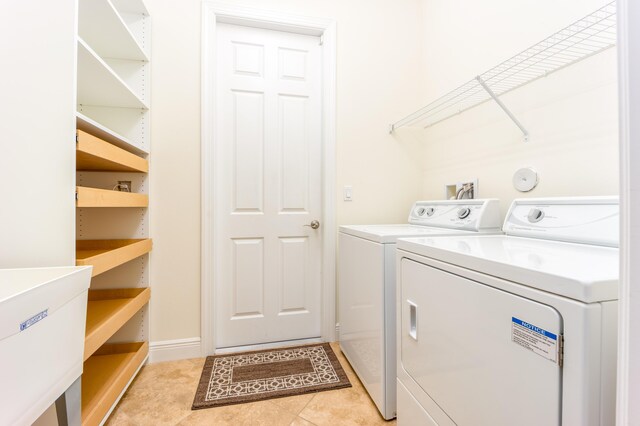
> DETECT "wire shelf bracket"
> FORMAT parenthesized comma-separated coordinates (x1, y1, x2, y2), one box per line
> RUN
(390, 1, 617, 141)
(475, 75, 529, 141)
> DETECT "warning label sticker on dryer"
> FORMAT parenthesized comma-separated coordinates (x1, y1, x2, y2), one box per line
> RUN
(511, 317, 558, 363)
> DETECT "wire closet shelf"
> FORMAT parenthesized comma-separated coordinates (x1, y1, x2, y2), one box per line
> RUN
(390, 1, 617, 138)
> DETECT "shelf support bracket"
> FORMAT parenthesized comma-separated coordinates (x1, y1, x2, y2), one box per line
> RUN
(476, 76, 529, 142)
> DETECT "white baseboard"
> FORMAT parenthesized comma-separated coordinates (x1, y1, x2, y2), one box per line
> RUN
(215, 337, 323, 355)
(336, 323, 340, 340)
(149, 337, 202, 363)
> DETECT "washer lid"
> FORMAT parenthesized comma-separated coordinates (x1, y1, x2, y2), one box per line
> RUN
(339, 224, 477, 243)
(397, 235, 618, 303)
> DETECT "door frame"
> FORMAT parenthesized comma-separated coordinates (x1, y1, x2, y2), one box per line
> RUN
(201, 2, 337, 355)
(617, 0, 640, 423)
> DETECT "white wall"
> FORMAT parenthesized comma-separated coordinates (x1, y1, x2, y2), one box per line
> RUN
(0, 1, 76, 268)
(147, 0, 203, 345)
(147, 0, 426, 343)
(147, 0, 619, 346)
(413, 0, 619, 215)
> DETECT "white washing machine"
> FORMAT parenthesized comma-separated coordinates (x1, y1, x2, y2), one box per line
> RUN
(338, 199, 501, 420)
(396, 196, 619, 426)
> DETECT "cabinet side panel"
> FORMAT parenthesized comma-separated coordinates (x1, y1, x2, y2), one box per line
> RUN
(0, 0, 76, 267)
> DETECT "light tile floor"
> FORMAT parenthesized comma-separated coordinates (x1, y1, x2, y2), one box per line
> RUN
(106, 342, 396, 426)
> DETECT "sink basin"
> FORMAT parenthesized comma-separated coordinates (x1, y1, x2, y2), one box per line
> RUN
(0, 266, 92, 425)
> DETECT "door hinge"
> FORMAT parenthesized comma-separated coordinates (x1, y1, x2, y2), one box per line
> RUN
(558, 334, 565, 367)
(75, 191, 78, 201)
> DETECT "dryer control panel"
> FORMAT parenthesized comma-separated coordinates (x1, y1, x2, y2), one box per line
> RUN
(408, 199, 501, 232)
(503, 196, 619, 247)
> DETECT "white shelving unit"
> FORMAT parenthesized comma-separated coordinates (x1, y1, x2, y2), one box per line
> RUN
(390, 1, 617, 140)
(75, 0, 151, 424)
(77, 0, 150, 154)
(77, 39, 149, 109)
(78, 0, 148, 61)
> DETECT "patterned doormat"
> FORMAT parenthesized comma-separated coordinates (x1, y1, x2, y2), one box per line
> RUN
(192, 343, 351, 409)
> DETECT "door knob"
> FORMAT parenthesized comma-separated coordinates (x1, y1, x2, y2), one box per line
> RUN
(305, 220, 320, 230)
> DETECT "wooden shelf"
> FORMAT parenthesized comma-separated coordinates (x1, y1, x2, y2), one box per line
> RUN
(75, 3, 151, 425)
(84, 288, 151, 360)
(77, 38, 148, 109)
(77, 129, 148, 172)
(76, 239, 152, 277)
(82, 342, 148, 426)
(76, 113, 148, 156)
(77, 187, 148, 208)
(79, 0, 148, 61)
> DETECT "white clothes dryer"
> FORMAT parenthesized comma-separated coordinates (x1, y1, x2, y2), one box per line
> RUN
(396, 196, 619, 426)
(338, 199, 501, 419)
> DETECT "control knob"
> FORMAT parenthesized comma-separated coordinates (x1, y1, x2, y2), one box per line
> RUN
(457, 207, 471, 219)
(527, 208, 545, 223)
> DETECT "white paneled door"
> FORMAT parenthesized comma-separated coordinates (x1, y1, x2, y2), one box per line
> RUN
(215, 23, 323, 348)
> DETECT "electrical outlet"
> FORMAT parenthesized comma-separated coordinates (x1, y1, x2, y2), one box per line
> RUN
(117, 181, 132, 192)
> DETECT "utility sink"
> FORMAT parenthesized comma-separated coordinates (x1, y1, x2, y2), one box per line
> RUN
(0, 266, 92, 426)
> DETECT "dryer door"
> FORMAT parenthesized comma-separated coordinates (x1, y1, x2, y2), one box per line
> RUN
(400, 259, 562, 426)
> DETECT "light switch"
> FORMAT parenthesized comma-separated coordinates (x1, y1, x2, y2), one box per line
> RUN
(343, 185, 353, 201)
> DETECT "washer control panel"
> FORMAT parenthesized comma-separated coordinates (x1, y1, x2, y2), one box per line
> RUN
(504, 197, 619, 247)
(408, 199, 501, 232)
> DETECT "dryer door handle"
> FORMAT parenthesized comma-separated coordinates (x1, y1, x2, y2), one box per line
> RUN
(408, 300, 418, 340)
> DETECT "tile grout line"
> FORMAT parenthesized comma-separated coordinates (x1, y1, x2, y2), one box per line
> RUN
(297, 393, 321, 425)
(292, 418, 318, 426)
(294, 410, 319, 426)
(296, 343, 339, 423)
(297, 392, 317, 416)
